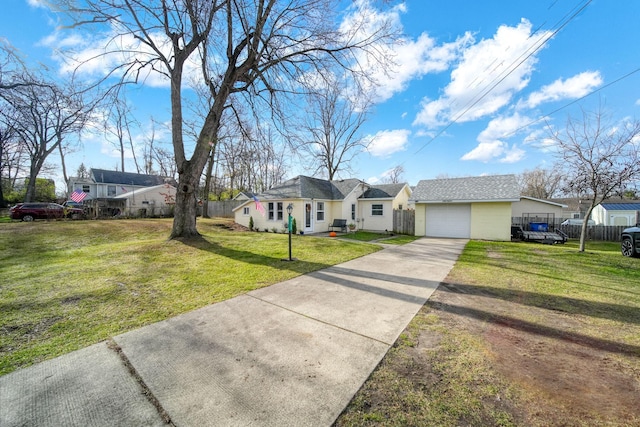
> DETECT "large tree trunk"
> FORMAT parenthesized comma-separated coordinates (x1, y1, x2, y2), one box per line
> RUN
(25, 163, 42, 202)
(171, 180, 199, 239)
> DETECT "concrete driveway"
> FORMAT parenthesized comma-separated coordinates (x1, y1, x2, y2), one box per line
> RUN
(0, 237, 467, 427)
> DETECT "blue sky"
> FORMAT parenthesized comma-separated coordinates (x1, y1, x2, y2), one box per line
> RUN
(2, 0, 640, 192)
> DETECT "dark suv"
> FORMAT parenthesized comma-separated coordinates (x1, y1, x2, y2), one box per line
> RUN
(621, 225, 640, 258)
(9, 203, 85, 222)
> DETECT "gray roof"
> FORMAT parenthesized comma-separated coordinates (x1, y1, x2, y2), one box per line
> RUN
(412, 175, 520, 202)
(601, 202, 640, 211)
(362, 183, 407, 199)
(91, 169, 172, 187)
(260, 176, 362, 200)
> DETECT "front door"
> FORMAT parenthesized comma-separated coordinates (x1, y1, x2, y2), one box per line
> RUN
(304, 202, 313, 232)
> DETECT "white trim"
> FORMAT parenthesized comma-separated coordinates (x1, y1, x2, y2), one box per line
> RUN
(520, 196, 568, 208)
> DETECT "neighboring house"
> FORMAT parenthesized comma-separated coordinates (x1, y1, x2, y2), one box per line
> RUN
(411, 175, 520, 241)
(512, 196, 568, 225)
(549, 197, 599, 220)
(233, 175, 412, 234)
(232, 191, 257, 201)
(591, 201, 640, 226)
(114, 184, 177, 217)
(67, 169, 176, 217)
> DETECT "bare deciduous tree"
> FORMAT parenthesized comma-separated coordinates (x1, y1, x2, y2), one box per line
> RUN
(57, 0, 395, 239)
(548, 109, 640, 252)
(381, 165, 404, 184)
(2, 77, 91, 201)
(104, 95, 140, 173)
(296, 76, 370, 180)
(518, 167, 563, 199)
(0, 105, 25, 207)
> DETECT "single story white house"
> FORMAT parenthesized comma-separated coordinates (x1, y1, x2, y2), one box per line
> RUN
(114, 184, 177, 217)
(233, 175, 412, 234)
(411, 175, 520, 241)
(591, 202, 640, 226)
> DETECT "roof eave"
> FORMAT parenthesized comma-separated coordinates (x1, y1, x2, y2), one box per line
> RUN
(413, 198, 520, 204)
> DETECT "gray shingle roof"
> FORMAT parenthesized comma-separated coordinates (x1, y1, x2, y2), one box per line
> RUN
(412, 175, 520, 202)
(363, 183, 407, 199)
(260, 176, 362, 200)
(91, 169, 171, 187)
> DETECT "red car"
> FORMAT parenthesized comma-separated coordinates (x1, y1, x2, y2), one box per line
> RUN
(9, 203, 85, 221)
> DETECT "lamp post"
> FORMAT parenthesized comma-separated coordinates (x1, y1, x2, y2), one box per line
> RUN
(286, 203, 294, 261)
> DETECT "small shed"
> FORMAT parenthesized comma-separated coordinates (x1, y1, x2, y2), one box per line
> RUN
(591, 202, 640, 226)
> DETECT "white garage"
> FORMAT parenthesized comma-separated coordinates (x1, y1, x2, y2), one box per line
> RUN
(424, 204, 471, 238)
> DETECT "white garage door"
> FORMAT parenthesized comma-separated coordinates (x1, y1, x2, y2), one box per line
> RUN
(425, 204, 471, 238)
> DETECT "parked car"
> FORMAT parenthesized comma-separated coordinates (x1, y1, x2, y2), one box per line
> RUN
(561, 219, 596, 226)
(62, 200, 84, 209)
(621, 225, 640, 258)
(9, 202, 85, 221)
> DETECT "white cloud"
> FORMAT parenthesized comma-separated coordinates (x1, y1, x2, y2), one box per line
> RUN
(499, 145, 526, 163)
(369, 32, 473, 103)
(342, 1, 472, 104)
(461, 113, 530, 163)
(414, 19, 552, 128)
(460, 140, 505, 162)
(460, 140, 524, 164)
(523, 71, 602, 108)
(27, 0, 47, 7)
(366, 129, 410, 158)
(477, 112, 531, 142)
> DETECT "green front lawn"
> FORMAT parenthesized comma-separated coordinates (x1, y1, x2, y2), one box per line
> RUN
(0, 218, 380, 376)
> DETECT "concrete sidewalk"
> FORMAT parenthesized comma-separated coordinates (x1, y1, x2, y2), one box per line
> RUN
(0, 238, 467, 427)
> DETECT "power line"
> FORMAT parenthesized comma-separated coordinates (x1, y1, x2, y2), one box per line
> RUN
(503, 66, 640, 139)
(411, 0, 592, 157)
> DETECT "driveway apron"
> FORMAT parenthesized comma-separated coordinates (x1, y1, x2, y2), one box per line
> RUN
(0, 238, 467, 427)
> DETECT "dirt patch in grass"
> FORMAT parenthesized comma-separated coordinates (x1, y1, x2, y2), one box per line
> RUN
(335, 246, 640, 426)
(430, 282, 640, 425)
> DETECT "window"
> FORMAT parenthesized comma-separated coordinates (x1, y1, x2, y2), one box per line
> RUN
(316, 202, 325, 221)
(243, 207, 249, 215)
(372, 204, 383, 216)
(268, 202, 275, 220)
(82, 185, 90, 193)
(107, 185, 116, 197)
(398, 204, 403, 210)
(351, 203, 356, 220)
(277, 202, 283, 221)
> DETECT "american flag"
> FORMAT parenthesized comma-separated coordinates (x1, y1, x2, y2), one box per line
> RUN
(252, 195, 266, 217)
(121, 186, 128, 193)
(70, 189, 87, 203)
